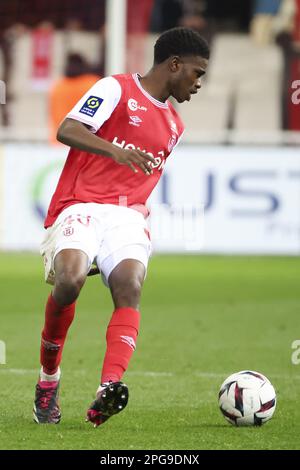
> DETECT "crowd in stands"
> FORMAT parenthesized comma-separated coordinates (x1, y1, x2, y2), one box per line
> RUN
(0, 0, 299, 136)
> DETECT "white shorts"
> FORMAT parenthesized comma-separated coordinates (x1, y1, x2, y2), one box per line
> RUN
(40, 203, 152, 287)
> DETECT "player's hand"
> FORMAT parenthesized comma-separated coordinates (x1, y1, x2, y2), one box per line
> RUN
(112, 148, 156, 175)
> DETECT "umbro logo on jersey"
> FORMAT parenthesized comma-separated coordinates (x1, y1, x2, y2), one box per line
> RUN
(128, 98, 147, 112)
(129, 115, 143, 127)
(79, 96, 103, 117)
(120, 335, 136, 351)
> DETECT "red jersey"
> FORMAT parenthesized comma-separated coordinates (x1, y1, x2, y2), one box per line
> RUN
(45, 73, 185, 228)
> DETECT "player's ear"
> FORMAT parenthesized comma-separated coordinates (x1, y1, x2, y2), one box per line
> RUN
(169, 56, 181, 72)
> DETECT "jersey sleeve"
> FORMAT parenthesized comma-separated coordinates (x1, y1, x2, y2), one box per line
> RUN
(66, 76, 122, 133)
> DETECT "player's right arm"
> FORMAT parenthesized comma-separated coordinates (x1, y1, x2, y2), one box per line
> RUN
(56, 76, 155, 175)
(57, 118, 155, 175)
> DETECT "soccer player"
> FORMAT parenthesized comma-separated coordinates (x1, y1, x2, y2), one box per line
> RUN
(33, 27, 209, 427)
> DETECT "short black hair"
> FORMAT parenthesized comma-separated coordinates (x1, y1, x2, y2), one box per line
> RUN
(154, 27, 210, 64)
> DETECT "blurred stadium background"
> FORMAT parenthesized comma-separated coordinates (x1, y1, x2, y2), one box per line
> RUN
(0, 0, 300, 450)
(0, 0, 300, 253)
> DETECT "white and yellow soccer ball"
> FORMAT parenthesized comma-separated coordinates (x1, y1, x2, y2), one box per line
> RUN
(218, 370, 276, 426)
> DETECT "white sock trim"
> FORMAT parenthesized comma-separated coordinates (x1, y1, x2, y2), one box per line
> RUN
(40, 366, 61, 382)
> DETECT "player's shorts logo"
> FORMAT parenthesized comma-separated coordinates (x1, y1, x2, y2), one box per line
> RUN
(63, 227, 74, 237)
(79, 96, 103, 117)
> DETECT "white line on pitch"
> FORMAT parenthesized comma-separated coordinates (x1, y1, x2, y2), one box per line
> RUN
(0, 369, 300, 380)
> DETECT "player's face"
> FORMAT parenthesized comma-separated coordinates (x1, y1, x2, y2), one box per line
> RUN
(170, 55, 208, 103)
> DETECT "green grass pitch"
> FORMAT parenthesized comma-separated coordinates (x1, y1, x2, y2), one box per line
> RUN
(0, 253, 299, 450)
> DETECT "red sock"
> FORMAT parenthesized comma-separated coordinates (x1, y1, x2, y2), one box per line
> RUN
(101, 307, 140, 384)
(40, 294, 76, 375)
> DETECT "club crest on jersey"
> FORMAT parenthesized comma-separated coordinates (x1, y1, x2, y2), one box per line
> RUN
(128, 98, 147, 112)
(79, 96, 103, 117)
(129, 115, 143, 127)
(63, 226, 74, 237)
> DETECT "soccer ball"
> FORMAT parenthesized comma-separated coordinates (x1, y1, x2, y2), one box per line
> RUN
(218, 370, 276, 426)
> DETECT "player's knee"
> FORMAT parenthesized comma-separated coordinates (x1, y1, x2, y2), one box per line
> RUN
(111, 277, 142, 307)
(55, 271, 86, 304)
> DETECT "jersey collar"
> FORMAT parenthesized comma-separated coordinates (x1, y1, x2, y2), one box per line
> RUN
(132, 73, 169, 109)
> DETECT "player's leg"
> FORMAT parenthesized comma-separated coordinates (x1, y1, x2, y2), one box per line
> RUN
(34, 204, 100, 424)
(86, 246, 149, 427)
(101, 259, 145, 382)
(41, 249, 89, 375)
(109, 258, 145, 309)
(85, 205, 151, 427)
(34, 248, 89, 424)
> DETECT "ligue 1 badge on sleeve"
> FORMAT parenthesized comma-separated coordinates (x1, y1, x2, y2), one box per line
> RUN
(79, 96, 103, 117)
